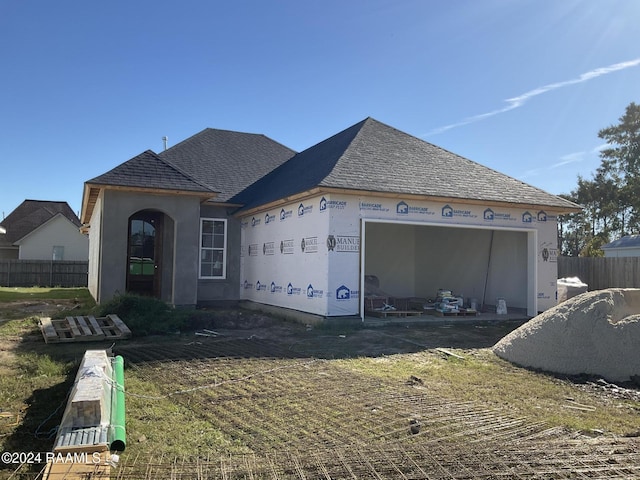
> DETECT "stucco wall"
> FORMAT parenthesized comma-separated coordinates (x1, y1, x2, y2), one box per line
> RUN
(17, 214, 88, 261)
(197, 204, 242, 304)
(95, 190, 201, 306)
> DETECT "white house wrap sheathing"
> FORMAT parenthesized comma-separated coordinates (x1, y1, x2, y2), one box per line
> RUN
(240, 193, 560, 317)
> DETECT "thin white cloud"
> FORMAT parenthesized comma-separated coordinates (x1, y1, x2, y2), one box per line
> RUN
(553, 152, 585, 168)
(520, 143, 605, 180)
(425, 58, 640, 136)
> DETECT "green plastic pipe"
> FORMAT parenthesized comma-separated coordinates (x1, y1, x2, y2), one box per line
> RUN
(109, 355, 126, 451)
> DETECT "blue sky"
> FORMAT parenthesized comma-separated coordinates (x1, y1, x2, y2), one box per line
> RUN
(1, 0, 639, 219)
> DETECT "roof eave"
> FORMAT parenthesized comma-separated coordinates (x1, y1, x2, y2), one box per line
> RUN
(234, 186, 582, 217)
(80, 182, 218, 224)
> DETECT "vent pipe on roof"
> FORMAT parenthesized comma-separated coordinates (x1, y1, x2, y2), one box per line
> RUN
(162, 136, 168, 151)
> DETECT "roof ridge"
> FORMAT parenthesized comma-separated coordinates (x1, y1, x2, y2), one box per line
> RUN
(152, 150, 218, 192)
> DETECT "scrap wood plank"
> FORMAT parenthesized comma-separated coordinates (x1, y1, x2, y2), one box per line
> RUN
(106, 314, 132, 336)
(40, 317, 59, 343)
(436, 348, 465, 359)
(86, 315, 106, 339)
(75, 316, 93, 337)
(66, 316, 83, 338)
(368, 310, 424, 318)
(42, 451, 110, 480)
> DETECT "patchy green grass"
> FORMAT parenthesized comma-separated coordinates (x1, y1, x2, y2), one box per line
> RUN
(0, 287, 93, 303)
(0, 316, 41, 337)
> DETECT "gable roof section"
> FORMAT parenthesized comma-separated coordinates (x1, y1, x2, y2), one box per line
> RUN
(87, 150, 214, 193)
(158, 128, 296, 202)
(602, 235, 640, 250)
(232, 118, 581, 213)
(81, 150, 217, 224)
(0, 200, 81, 244)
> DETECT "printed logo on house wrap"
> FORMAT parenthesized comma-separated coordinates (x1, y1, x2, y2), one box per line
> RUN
(248, 244, 259, 256)
(335, 285, 359, 300)
(336, 285, 350, 300)
(306, 284, 323, 298)
(270, 281, 282, 293)
(243, 280, 254, 290)
(396, 201, 434, 216)
(287, 283, 302, 295)
(264, 212, 276, 224)
(255, 281, 267, 291)
(251, 216, 261, 227)
(301, 236, 318, 253)
(320, 196, 347, 212)
(280, 239, 294, 254)
(298, 203, 313, 217)
(522, 211, 533, 223)
(441, 205, 477, 219)
(537, 211, 547, 222)
(483, 208, 515, 222)
(359, 202, 389, 212)
(263, 242, 275, 255)
(326, 235, 359, 252)
(280, 208, 293, 221)
(539, 241, 557, 263)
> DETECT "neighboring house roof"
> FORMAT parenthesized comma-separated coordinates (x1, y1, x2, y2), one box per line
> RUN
(158, 128, 296, 202)
(232, 118, 581, 213)
(0, 200, 81, 245)
(601, 235, 640, 250)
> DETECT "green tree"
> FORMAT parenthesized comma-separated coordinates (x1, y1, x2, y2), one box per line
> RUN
(558, 102, 640, 256)
(597, 102, 640, 234)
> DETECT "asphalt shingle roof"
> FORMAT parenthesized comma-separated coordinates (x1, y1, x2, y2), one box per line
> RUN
(158, 129, 296, 202)
(232, 118, 581, 212)
(87, 150, 214, 193)
(602, 235, 640, 249)
(0, 200, 81, 244)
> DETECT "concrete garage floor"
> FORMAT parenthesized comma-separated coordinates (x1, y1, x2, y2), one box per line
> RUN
(362, 311, 531, 328)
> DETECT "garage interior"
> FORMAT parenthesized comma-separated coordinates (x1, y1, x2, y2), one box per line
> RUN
(362, 220, 536, 318)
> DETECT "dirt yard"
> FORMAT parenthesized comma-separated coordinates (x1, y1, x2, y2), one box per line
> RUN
(116, 316, 639, 478)
(2, 302, 640, 479)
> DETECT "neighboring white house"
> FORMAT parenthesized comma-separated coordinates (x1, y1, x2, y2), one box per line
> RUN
(0, 200, 88, 261)
(601, 235, 640, 258)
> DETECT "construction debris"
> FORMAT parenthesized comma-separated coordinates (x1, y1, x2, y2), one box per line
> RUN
(40, 314, 131, 343)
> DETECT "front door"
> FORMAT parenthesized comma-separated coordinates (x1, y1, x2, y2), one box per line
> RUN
(126, 211, 162, 297)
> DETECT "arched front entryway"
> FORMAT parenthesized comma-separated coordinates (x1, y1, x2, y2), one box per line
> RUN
(127, 210, 163, 297)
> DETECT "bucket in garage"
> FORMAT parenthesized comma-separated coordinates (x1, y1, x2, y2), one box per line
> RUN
(469, 298, 478, 310)
(496, 298, 507, 315)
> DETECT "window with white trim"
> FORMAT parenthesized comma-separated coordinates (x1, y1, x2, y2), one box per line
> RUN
(199, 218, 227, 279)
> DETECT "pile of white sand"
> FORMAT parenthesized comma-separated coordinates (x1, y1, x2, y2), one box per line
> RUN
(493, 288, 640, 383)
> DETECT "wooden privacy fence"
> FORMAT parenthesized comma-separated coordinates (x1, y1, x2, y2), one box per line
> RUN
(0, 260, 88, 288)
(558, 256, 640, 290)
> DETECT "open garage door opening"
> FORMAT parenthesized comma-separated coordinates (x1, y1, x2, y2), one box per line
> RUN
(360, 220, 537, 319)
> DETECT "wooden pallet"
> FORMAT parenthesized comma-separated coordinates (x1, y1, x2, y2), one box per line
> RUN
(40, 315, 131, 343)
